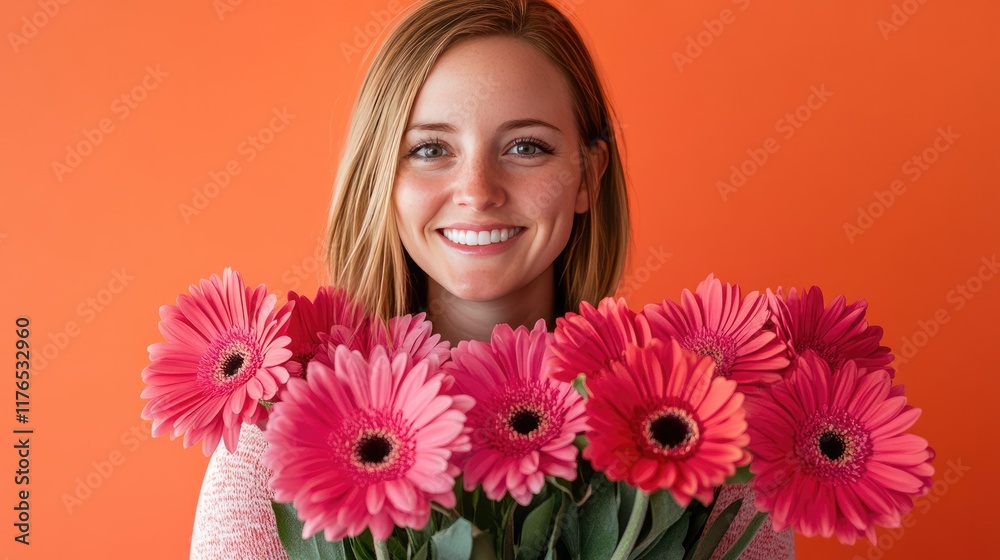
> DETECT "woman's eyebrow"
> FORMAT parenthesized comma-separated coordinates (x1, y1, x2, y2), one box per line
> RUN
(404, 119, 562, 135)
(405, 122, 457, 133)
(498, 118, 561, 134)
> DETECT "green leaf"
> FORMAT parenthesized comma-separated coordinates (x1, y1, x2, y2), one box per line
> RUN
(723, 466, 754, 486)
(617, 481, 637, 538)
(350, 534, 377, 560)
(519, 494, 556, 560)
(547, 489, 570, 553)
(473, 489, 503, 542)
(387, 534, 408, 559)
(719, 511, 767, 560)
(559, 501, 582, 560)
(628, 491, 685, 560)
(407, 528, 428, 558)
(680, 491, 721, 560)
(503, 502, 517, 560)
(459, 478, 476, 518)
(437, 516, 455, 533)
(689, 498, 743, 560)
(578, 474, 618, 560)
(271, 501, 347, 560)
(637, 513, 689, 560)
(431, 517, 473, 560)
(413, 541, 430, 560)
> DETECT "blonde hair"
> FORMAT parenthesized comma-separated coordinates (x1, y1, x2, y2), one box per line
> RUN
(324, 0, 629, 324)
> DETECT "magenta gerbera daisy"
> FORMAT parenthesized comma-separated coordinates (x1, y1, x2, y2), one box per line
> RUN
(641, 274, 789, 394)
(747, 353, 933, 544)
(284, 286, 368, 378)
(549, 297, 651, 382)
(312, 311, 451, 377)
(262, 345, 473, 541)
(368, 312, 452, 369)
(140, 268, 294, 455)
(767, 286, 894, 376)
(584, 338, 750, 507)
(444, 320, 587, 506)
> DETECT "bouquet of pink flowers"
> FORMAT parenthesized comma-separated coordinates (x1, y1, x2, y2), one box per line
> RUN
(141, 268, 933, 559)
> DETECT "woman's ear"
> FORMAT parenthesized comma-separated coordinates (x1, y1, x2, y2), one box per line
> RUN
(575, 139, 609, 213)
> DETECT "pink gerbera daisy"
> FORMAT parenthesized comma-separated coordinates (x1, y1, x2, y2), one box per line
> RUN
(263, 345, 473, 541)
(312, 312, 451, 375)
(886, 382, 935, 496)
(444, 320, 587, 506)
(747, 353, 933, 544)
(549, 297, 650, 382)
(368, 312, 452, 369)
(767, 286, 894, 376)
(584, 338, 750, 507)
(140, 268, 294, 455)
(284, 287, 368, 378)
(641, 274, 789, 394)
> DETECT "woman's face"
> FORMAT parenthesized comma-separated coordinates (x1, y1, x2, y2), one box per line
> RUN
(393, 36, 606, 304)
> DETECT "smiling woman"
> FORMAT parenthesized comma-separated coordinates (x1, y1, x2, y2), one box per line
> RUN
(322, 0, 630, 347)
(189, 1, 789, 558)
(392, 35, 609, 345)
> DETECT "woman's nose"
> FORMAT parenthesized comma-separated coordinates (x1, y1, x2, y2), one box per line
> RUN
(452, 152, 505, 211)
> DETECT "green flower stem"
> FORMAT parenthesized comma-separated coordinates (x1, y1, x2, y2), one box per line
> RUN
(431, 503, 460, 521)
(610, 489, 649, 560)
(374, 538, 390, 560)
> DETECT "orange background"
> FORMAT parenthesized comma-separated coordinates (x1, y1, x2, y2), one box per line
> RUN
(2, 0, 997, 558)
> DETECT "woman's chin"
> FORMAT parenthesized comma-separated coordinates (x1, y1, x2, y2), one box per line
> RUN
(439, 283, 513, 304)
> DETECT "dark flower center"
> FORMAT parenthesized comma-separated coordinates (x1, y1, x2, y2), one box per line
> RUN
(509, 410, 541, 436)
(650, 414, 690, 449)
(796, 339, 841, 369)
(819, 431, 846, 461)
(683, 330, 736, 377)
(797, 410, 873, 483)
(356, 434, 393, 465)
(220, 352, 245, 378)
(200, 333, 264, 393)
(292, 352, 315, 377)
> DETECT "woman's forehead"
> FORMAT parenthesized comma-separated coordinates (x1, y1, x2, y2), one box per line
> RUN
(406, 36, 576, 130)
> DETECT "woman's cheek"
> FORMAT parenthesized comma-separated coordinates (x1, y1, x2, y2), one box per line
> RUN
(395, 176, 441, 216)
(516, 167, 576, 220)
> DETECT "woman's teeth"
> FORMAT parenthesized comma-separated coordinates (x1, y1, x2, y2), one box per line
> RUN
(442, 227, 523, 246)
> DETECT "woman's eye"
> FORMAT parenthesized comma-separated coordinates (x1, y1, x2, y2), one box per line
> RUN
(508, 138, 553, 157)
(512, 143, 539, 156)
(410, 143, 447, 159)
